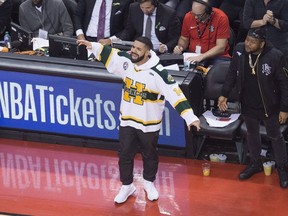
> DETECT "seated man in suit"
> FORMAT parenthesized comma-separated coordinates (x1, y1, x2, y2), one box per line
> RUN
(19, 0, 74, 38)
(173, 0, 230, 66)
(74, 0, 133, 42)
(99, 0, 181, 54)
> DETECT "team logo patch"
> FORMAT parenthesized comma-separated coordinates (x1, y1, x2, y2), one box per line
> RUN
(210, 26, 214, 32)
(123, 62, 128, 70)
(262, 63, 271, 76)
(159, 26, 166, 31)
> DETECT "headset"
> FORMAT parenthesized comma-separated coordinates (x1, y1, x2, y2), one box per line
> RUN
(193, 0, 212, 15)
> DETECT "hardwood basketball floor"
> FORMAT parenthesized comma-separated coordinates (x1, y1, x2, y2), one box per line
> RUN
(0, 138, 287, 216)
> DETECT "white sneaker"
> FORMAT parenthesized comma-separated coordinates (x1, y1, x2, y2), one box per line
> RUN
(143, 180, 159, 201)
(114, 184, 136, 204)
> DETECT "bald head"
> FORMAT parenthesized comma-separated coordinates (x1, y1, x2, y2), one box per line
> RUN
(192, 0, 210, 21)
(192, 0, 209, 13)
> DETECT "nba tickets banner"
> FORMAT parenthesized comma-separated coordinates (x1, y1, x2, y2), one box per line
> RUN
(0, 70, 186, 147)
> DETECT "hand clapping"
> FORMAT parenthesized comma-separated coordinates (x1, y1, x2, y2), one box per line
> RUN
(264, 10, 276, 25)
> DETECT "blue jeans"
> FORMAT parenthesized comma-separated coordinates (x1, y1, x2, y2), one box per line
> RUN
(203, 56, 231, 67)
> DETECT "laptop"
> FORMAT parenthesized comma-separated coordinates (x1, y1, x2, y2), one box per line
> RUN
(10, 22, 33, 51)
(48, 34, 87, 60)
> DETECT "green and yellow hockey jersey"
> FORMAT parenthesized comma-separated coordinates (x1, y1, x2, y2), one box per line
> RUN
(90, 42, 199, 132)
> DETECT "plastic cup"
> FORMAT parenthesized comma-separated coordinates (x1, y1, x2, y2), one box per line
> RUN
(217, 154, 227, 163)
(263, 162, 272, 176)
(209, 154, 219, 162)
(183, 60, 190, 71)
(202, 163, 211, 176)
(269, 161, 276, 170)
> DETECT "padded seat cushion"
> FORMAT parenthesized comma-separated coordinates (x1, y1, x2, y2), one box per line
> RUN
(196, 115, 242, 138)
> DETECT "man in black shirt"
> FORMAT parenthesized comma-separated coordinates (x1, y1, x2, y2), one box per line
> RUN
(218, 27, 288, 188)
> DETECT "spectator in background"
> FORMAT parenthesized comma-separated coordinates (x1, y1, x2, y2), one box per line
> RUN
(173, 0, 230, 66)
(173, 0, 222, 23)
(73, 0, 133, 42)
(100, 0, 181, 54)
(220, 0, 247, 43)
(0, 0, 13, 40)
(243, 0, 288, 56)
(19, 0, 74, 38)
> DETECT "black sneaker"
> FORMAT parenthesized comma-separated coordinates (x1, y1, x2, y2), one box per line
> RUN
(277, 165, 288, 189)
(239, 161, 263, 180)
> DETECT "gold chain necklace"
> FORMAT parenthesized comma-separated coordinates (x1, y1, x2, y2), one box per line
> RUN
(249, 52, 262, 75)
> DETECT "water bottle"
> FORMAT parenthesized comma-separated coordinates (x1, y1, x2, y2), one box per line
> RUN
(4, 31, 11, 50)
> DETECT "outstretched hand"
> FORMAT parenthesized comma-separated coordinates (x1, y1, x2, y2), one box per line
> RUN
(77, 40, 92, 49)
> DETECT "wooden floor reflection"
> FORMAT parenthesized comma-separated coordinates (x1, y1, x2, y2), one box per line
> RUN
(0, 138, 287, 216)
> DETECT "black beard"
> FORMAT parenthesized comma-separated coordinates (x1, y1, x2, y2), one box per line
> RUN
(245, 46, 263, 55)
(131, 53, 145, 63)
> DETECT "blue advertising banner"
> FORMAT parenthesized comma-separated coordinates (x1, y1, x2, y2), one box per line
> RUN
(0, 70, 186, 147)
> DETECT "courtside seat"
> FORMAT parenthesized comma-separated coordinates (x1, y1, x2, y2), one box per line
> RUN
(191, 61, 245, 163)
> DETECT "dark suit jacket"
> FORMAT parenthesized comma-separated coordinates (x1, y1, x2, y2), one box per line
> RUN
(119, 2, 181, 52)
(74, 0, 132, 37)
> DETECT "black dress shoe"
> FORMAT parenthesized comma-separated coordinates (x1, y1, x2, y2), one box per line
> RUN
(239, 162, 263, 180)
(277, 165, 288, 188)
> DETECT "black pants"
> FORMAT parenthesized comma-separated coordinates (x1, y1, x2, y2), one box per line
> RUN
(243, 114, 287, 166)
(118, 126, 159, 185)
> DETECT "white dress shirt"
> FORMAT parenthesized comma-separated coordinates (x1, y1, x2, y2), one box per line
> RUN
(76, 0, 112, 38)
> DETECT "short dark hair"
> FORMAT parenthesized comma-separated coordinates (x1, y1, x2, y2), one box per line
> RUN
(138, 0, 158, 6)
(135, 36, 154, 51)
